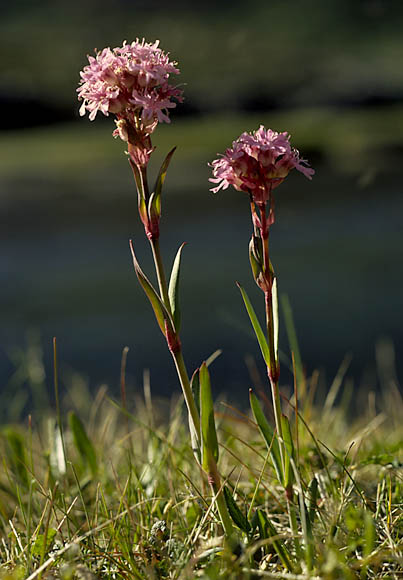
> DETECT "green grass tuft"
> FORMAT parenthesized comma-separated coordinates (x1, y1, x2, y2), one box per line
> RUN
(0, 364, 402, 579)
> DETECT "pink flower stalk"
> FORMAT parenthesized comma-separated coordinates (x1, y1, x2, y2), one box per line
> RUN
(77, 39, 183, 164)
(210, 126, 314, 204)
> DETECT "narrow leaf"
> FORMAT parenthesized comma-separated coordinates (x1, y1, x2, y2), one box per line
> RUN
(147, 191, 159, 223)
(129, 159, 150, 228)
(4, 428, 30, 489)
(49, 424, 67, 477)
(128, 158, 143, 196)
(257, 510, 293, 571)
(249, 390, 283, 483)
(281, 414, 295, 489)
(291, 459, 314, 570)
(69, 412, 97, 476)
(190, 369, 200, 416)
(199, 362, 219, 471)
(223, 486, 250, 533)
(237, 283, 271, 368)
(129, 240, 172, 336)
(363, 510, 376, 558)
(189, 369, 201, 462)
(168, 243, 186, 330)
(308, 476, 319, 524)
(154, 146, 176, 199)
(281, 294, 304, 395)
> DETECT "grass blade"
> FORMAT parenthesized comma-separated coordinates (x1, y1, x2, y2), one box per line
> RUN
(256, 510, 294, 571)
(68, 412, 97, 477)
(281, 414, 295, 489)
(249, 390, 283, 483)
(281, 294, 304, 396)
(199, 362, 219, 471)
(189, 369, 201, 462)
(223, 486, 250, 534)
(4, 428, 30, 490)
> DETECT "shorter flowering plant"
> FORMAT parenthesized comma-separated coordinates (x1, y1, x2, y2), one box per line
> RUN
(210, 126, 314, 205)
(210, 127, 314, 515)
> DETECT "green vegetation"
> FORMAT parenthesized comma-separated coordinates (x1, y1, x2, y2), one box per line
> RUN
(0, 345, 402, 578)
(1, 105, 403, 189)
(2, 0, 403, 112)
(2, 10, 403, 572)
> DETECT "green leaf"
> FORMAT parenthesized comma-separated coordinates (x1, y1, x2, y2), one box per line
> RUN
(128, 158, 143, 196)
(129, 240, 173, 336)
(256, 510, 293, 571)
(223, 486, 250, 534)
(363, 510, 376, 558)
(281, 294, 304, 392)
(68, 412, 97, 476)
(237, 283, 271, 369)
(291, 461, 314, 570)
(199, 362, 219, 471)
(4, 428, 30, 489)
(281, 414, 295, 489)
(168, 243, 186, 330)
(189, 369, 201, 462)
(308, 476, 319, 524)
(154, 147, 176, 200)
(249, 390, 283, 483)
(190, 369, 200, 416)
(31, 528, 57, 557)
(147, 191, 160, 230)
(129, 159, 148, 222)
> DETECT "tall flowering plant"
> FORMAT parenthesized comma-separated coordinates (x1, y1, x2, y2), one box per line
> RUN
(78, 39, 234, 538)
(210, 127, 314, 552)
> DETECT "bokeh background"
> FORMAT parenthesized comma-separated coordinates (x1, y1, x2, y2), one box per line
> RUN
(1, 0, 402, 412)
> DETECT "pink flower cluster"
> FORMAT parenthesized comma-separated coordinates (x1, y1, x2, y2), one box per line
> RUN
(210, 126, 314, 203)
(77, 39, 183, 136)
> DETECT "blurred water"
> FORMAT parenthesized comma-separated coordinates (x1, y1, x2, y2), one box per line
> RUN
(1, 167, 402, 407)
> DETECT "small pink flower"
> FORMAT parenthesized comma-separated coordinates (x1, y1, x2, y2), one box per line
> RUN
(210, 126, 314, 203)
(77, 39, 183, 140)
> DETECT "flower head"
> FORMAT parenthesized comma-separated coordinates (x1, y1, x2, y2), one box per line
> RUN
(77, 39, 183, 140)
(210, 126, 314, 203)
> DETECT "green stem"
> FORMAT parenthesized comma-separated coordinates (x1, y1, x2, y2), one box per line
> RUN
(172, 349, 200, 440)
(269, 376, 285, 470)
(148, 236, 200, 438)
(135, 163, 233, 538)
(151, 227, 234, 541)
(147, 235, 200, 442)
(259, 203, 285, 471)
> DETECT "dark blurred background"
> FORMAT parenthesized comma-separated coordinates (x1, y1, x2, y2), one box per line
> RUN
(1, 0, 402, 412)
